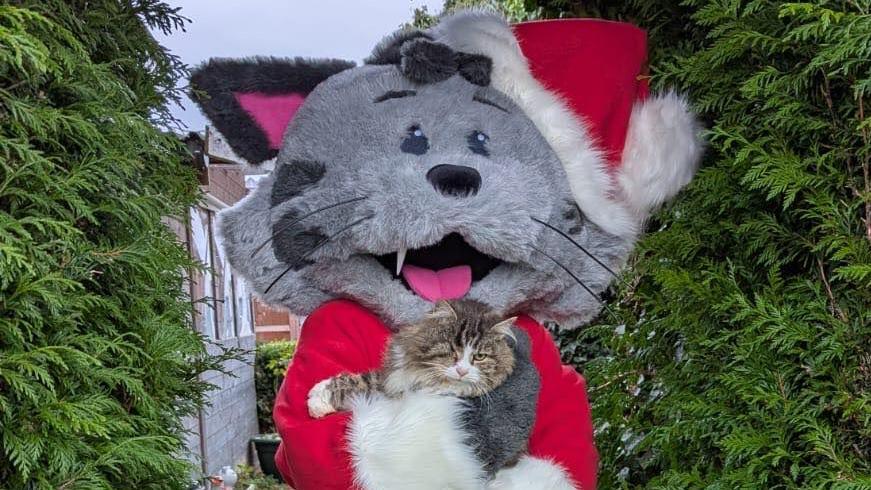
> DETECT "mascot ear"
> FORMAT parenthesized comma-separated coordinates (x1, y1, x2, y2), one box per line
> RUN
(189, 57, 354, 164)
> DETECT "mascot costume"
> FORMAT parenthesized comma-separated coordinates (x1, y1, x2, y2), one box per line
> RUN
(190, 10, 702, 490)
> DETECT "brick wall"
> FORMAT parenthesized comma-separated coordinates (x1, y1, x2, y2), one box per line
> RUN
(206, 165, 247, 206)
(253, 299, 302, 342)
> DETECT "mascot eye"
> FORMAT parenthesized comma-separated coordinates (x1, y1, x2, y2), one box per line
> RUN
(401, 125, 429, 155)
(467, 131, 490, 157)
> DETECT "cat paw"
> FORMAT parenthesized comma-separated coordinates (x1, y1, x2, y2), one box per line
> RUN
(307, 379, 336, 418)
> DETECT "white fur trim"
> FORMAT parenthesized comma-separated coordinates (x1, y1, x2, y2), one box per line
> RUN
(429, 10, 638, 237)
(617, 91, 703, 217)
(348, 392, 486, 490)
(487, 455, 577, 490)
(431, 11, 706, 234)
(306, 378, 335, 418)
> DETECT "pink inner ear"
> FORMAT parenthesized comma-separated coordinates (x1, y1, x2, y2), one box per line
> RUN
(234, 92, 306, 150)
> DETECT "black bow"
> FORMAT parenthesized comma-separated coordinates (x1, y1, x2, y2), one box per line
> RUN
(398, 38, 492, 86)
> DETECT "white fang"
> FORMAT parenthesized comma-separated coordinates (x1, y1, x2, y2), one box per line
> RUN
(396, 246, 407, 276)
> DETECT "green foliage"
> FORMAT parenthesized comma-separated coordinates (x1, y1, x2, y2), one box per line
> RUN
(0, 1, 239, 488)
(410, 0, 546, 28)
(495, 0, 871, 487)
(254, 340, 297, 433)
(235, 464, 289, 490)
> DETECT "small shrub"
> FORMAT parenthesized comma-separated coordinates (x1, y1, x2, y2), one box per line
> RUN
(235, 464, 289, 490)
(254, 340, 297, 433)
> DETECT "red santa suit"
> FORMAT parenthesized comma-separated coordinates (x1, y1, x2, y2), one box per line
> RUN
(273, 300, 598, 490)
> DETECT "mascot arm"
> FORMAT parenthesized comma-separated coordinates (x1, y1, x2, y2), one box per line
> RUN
(492, 317, 598, 490)
(272, 300, 390, 490)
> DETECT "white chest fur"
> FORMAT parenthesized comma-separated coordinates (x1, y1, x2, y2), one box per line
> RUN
(348, 391, 486, 490)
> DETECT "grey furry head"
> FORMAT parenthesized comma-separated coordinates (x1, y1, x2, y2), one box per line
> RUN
(189, 24, 633, 329)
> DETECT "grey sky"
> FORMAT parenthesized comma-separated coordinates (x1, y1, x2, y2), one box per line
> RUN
(156, 0, 442, 130)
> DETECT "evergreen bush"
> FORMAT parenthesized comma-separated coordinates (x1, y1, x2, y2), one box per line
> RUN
(1, 1, 237, 488)
(254, 340, 297, 434)
(496, 1, 871, 487)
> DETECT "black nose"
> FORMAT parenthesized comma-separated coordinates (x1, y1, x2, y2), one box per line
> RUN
(426, 164, 481, 197)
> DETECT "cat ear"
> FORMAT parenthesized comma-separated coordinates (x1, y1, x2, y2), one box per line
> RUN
(491, 317, 518, 341)
(189, 56, 355, 164)
(426, 301, 458, 322)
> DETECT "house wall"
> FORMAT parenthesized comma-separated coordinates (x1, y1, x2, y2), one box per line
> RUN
(253, 299, 303, 343)
(177, 133, 307, 482)
(199, 336, 258, 476)
(172, 152, 261, 479)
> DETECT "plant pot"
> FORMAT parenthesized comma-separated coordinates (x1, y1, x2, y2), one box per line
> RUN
(251, 435, 283, 482)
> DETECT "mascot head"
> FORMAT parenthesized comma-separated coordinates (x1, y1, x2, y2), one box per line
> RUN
(190, 11, 702, 328)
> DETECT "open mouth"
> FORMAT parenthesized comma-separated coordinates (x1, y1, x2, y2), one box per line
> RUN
(374, 233, 502, 302)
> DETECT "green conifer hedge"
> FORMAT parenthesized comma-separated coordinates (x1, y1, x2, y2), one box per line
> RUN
(499, 1, 871, 488)
(1, 2, 234, 488)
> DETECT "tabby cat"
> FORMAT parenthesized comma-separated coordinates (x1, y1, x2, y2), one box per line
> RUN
(307, 300, 517, 416)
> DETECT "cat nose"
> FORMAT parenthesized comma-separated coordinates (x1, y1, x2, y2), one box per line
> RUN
(427, 164, 481, 197)
(455, 365, 469, 377)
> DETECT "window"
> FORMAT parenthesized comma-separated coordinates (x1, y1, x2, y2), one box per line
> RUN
(189, 207, 216, 338)
(234, 277, 253, 336)
(187, 205, 253, 340)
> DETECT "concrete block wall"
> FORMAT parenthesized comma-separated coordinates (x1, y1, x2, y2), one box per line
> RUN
(188, 335, 259, 478)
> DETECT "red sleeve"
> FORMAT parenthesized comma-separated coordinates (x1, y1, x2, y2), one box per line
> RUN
(272, 300, 391, 490)
(517, 316, 598, 490)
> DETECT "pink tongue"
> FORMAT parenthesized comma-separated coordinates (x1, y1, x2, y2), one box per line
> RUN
(401, 264, 472, 302)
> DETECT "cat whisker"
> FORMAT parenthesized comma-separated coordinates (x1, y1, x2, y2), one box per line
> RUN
(415, 369, 446, 386)
(530, 216, 625, 284)
(423, 364, 444, 370)
(264, 215, 374, 294)
(528, 244, 618, 321)
(477, 384, 494, 411)
(251, 196, 368, 258)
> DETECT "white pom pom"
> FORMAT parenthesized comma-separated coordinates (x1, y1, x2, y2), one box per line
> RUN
(617, 92, 704, 217)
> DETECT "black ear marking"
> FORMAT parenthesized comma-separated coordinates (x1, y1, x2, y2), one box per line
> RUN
(270, 160, 326, 207)
(272, 211, 327, 269)
(189, 57, 354, 164)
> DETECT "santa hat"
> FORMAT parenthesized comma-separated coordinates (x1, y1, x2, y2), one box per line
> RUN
(429, 11, 703, 237)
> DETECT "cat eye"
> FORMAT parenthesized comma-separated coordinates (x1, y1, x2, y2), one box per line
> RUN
(467, 131, 490, 157)
(473, 353, 487, 362)
(401, 125, 429, 155)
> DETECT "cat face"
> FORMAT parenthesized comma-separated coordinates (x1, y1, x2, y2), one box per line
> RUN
(387, 301, 516, 397)
(191, 34, 633, 328)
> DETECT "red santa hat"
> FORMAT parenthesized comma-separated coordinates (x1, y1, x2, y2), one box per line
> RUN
(430, 11, 703, 237)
